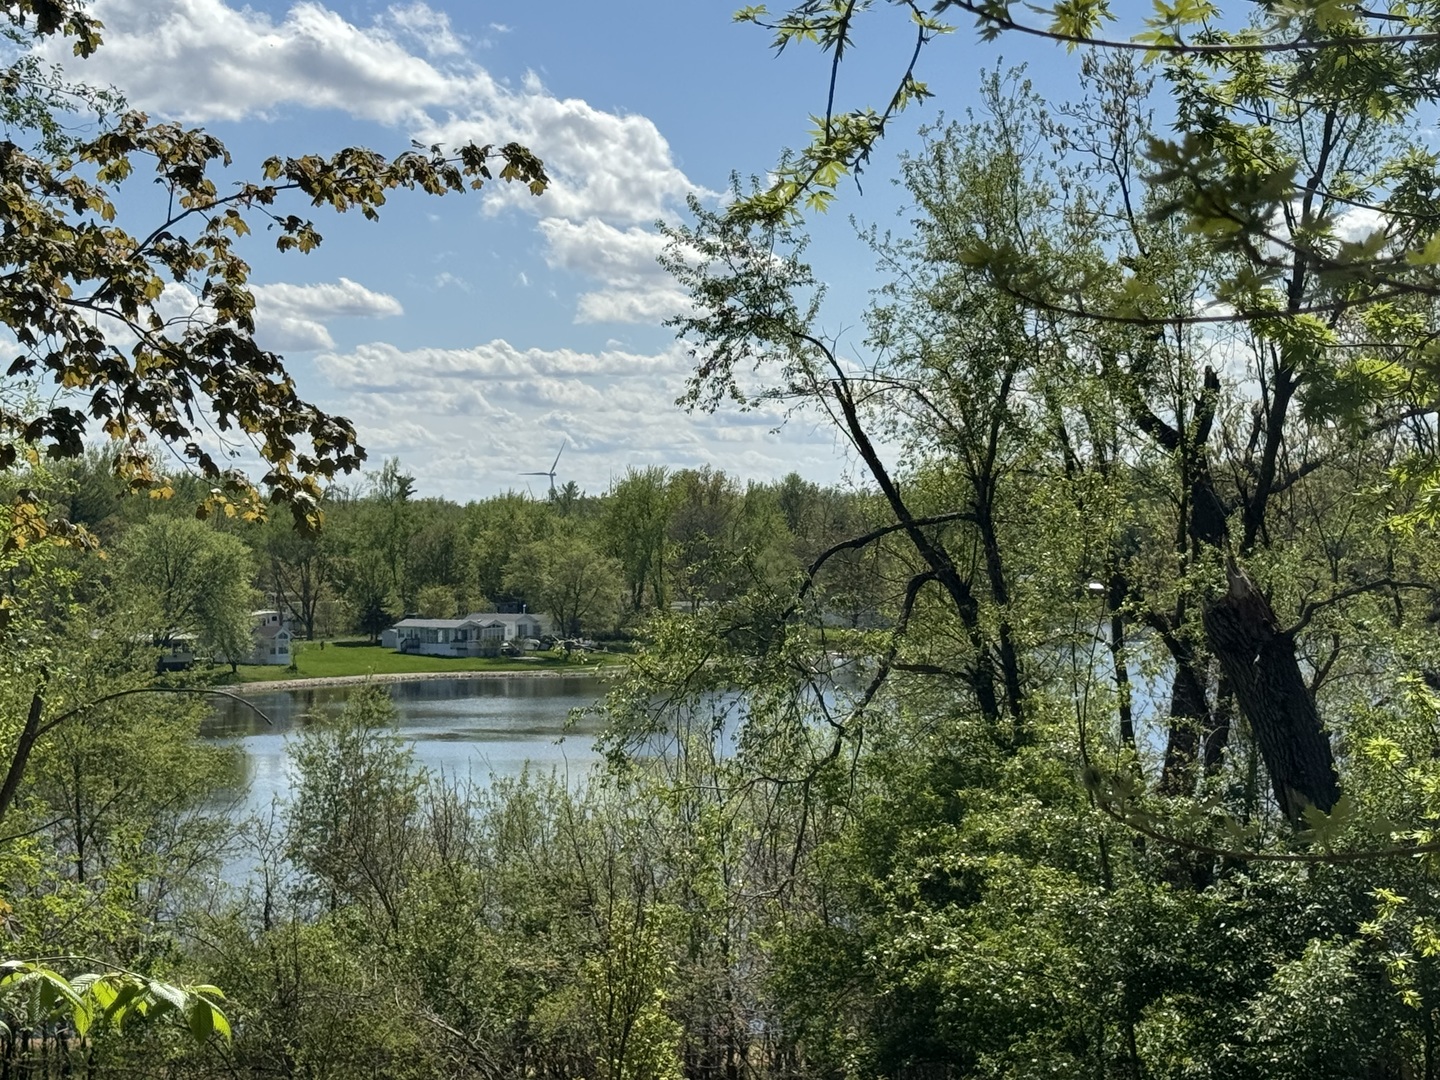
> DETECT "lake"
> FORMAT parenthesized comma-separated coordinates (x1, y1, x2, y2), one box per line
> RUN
(202, 675, 611, 816)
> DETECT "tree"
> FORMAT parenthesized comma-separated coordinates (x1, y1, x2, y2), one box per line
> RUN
(603, 467, 673, 614)
(638, 18, 1440, 1072)
(259, 508, 336, 640)
(0, 1, 546, 534)
(415, 583, 458, 619)
(405, 504, 473, 615)
(505, 536, 622, 639)
(369, 459, 419, 608)
(286, 686, 424, 932)
(338, 553, 397, 642)
(112, 516, 256, 667)
(677, 0, 1440, 825)
(467, 492, 553, 609)
(666, 467, 739, 610)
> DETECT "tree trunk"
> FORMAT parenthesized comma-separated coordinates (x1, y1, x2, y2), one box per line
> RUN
(1109, 610, 1136, 757)
(0, 690, 44, 829)
(1159, 645, 1209, 797)
(832, 381, 1004, 725)
(1203, 673, 1234, 774)
(1203, 559, 1340, 823)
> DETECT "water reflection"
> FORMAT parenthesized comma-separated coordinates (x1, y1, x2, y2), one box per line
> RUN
(203, 675, 610, 814)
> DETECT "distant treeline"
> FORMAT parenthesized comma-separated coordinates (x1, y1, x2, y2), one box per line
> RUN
(39, 450, 884, 644)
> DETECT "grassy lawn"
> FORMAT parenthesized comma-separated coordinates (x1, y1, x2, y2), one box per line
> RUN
(211, 639, 622, 684)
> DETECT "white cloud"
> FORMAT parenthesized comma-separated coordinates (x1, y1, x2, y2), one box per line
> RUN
(538, 218, 689, 323)
(1334, 205, 1390, 244)
(382, 2, 464, 57)
(424, 98, 699, 225)
(312, 338, 845, 498)
(61, 0, 466, 126)
(539, 218, 667, 283)
(56, 0, 712, 329)
(575, 288, 690, 325)
(316, 339, 678, 387)
(61, 0, 710, 227)
(432, 271, 471, 291)
(250, 278, 403, 351)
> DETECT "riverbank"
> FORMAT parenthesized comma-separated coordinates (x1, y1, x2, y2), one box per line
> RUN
(211, 640, 626, 691)
(222, 666, 616, 695)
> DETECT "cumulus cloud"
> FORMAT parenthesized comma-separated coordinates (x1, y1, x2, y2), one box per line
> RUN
(1334, 205, 1390, 244)
(312, 339, 843, 498)
(59, 0, 466, 125)
(50, 0, 713, 330)
(316, 339, 679, 389)
(538, 218, 689, 323)
(382, 2, 465, 57)
(423, 101, 698, 225)
(250, 278, 404, 351)
(539, 218, 666, 282)
(59, 0, 708, 226)
(575, 288, 690, 324)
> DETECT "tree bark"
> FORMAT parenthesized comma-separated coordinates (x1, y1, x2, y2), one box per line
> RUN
(1203, 673, 1234, 774)
(831, 381, 1004, 725)
(0, 690, 44, 829)
(1203, 558, 1340, 823)
(1108, 604, 1136, 757)
(1158, 640, 1209, 797)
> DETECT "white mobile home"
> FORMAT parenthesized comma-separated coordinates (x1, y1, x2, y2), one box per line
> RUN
(388, 612, 548, 656)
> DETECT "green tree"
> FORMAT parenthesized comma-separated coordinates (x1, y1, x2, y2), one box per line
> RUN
(339, 555, 397, 641)
(112, 516, 256, 667)
(286, 686, 423, 933)
(369, 459, 418, 606)
(466, 491, 553, 608)
(505, 535, 623, 638)
(634, 15, 1440, 1075)
(415, 582, 458, 619)
(258, 507, 336, 640)
(666, 467, 739, 610)
(603, 467, 673, 614)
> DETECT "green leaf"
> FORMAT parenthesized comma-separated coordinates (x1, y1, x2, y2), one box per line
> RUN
(147, 979, 188, 1016)
(1407, 231, 1440, 266)
(186, 996, 214, 1044)
(208, 1002, 232, 1041)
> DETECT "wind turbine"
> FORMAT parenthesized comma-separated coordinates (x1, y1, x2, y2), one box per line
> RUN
(521, 439, 566, 499)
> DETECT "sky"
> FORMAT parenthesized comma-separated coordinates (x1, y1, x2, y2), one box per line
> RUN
(37, 0, 1078, 502)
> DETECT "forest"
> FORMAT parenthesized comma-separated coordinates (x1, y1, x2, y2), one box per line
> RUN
(4, 0, 1440, 1077)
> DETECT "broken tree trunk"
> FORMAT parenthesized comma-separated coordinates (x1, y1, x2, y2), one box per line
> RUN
(1202, 557, 1340, 824)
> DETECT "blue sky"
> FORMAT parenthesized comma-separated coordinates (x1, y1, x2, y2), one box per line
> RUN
(44, 0, 1079, 501)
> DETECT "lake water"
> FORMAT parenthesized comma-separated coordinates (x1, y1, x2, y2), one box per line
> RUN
(201, 675, 611, 815)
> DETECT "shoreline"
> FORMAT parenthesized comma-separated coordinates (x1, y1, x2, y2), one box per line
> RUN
(223, 667, 616, 695)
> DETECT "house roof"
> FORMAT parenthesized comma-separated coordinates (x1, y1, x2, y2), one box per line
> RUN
(256, 622, 291, 641)
(393, 617, 502, 631)
(390, 614, 546, 635)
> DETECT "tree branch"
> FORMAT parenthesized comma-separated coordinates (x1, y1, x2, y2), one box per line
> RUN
(1288, 578, 1433, 636)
